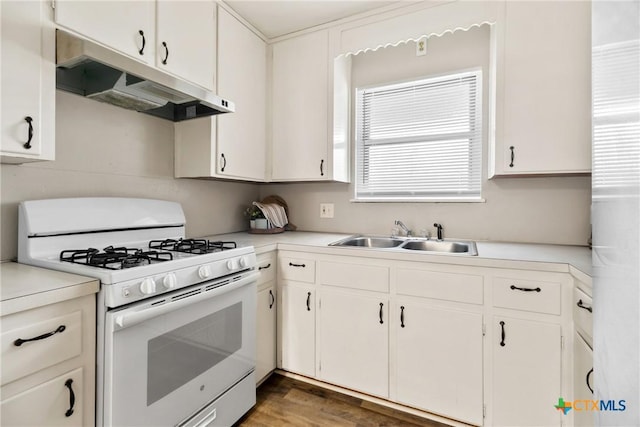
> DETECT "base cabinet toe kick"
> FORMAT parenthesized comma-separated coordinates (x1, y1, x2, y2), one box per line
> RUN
(274, 250, 583, 426)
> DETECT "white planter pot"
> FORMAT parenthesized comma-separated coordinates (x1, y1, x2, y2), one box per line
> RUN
(254, 218, 268, 229)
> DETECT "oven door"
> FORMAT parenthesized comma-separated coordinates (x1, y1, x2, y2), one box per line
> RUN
(103, 272, 258, 427)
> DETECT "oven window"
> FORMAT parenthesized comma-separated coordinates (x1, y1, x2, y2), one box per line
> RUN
(147, 302, 242, 405)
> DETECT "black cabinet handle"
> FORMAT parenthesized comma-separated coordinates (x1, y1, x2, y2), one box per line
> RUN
(509, 146, 515, 167)
(306, 292, 311, 311)
(220, 153, 226, 172)
(259, 263, 271, 271)
(64, 379, 76, 417)
(24, 116, 34, 149)
(400, 306, 405, 328)
(320, 159, 324, 176)
(499, 321, 506, 347)
(269, 290, 275, 309)
(14, 324, 66, 347)
(577, 299, 592, 313)
(161, 41, 169, 64)
(586, 368, 594, 394)
(289, 262, 306, 268)
(379, 302, 384, 324)
(510, 285, 541, 292)
(138, 30, 146, 55)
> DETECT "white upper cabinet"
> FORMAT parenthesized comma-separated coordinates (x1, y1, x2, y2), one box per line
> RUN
(491, 0, 592, 177)
(216, 7, 266, 180)
(271, 30, 332, 181)
(54, 0, 154, 65)
(1, 0, 55, 164)
(156, 1, 216, 90)
(174, 6, 266, 181)
(54, 0, 216, 91)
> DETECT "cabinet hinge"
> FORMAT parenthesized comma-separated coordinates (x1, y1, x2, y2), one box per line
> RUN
(483, 404, 486, 418)
(482, 323, 486, 336)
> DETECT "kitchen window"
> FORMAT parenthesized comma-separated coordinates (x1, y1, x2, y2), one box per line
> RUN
(355, 69, 482, 201)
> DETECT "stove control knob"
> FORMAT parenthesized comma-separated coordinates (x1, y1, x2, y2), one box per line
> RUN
(198, 266, 211, 279)
(139, 278, 156, 295)
(226, 259, 237, 271)
(239, 257, 248, 268)
(163, 273, 177, 290)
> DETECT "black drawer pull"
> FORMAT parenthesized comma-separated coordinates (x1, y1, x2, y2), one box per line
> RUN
(259, 263, 271, 271)
(14, 325, 66, 346)
(499, 321, 506, 347)
(269, 290, 275, 309)
(320, 159, 324, 176)
(64, 379, 76, 417)
(289, 262, 306, 268)
(586, 368, 594, 394)
(400, 306, 405, 328)
(220, 153, 226, 172)
(138, 30, 146, 55)
(509, 146, 515, 167)
(161, 41, 169, 64)
(510, 285, 541, 292)
(306, 292, 311, 311)
(379, 302, 384, 324)
(577, 299, 592, 313)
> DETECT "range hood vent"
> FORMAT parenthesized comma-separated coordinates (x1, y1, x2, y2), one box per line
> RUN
(55, 30, 234, 121)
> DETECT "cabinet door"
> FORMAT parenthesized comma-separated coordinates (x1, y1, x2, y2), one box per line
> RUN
(498, 1, 591, 175)
(1, 0, 55, 162)
(574, 331, 594, 427)
(280, 283, 315, 377)
(319, 289, 388, 397)
(216, 7, 266, 181)
(271, 30, 329, 181)
(54, 0, 154, 64)
(156, 0, 216, 91)
(492, 316, 561, 426)
(256, 285, 276, 384)
(395, 301, 483, 425)
(1, 368, 84, 427)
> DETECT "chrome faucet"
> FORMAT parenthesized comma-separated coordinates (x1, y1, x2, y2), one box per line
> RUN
(394, 220, 411, 237)
(433, 223, 444, 241)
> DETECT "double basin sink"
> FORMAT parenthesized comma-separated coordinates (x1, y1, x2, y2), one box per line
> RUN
(329, 235, 478, 256)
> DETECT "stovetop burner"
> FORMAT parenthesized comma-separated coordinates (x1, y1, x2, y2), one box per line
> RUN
(149, 238, 237, 255)
(60, 245, 173, 270)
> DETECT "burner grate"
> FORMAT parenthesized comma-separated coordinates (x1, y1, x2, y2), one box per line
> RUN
(149, 238, 237, 254)
(60, 246, 173, 270)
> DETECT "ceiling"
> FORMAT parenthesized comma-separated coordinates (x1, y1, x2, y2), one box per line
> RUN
(223, 0, 401, 39)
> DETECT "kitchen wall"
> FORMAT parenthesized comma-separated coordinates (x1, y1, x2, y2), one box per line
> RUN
(260, 26, 592, 246)
(0, 91, 259, 261)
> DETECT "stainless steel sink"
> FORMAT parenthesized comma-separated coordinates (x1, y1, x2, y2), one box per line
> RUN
(329, 236, 405, 248)
(400, 239, 478, 255)
(329, 235, 477, 255)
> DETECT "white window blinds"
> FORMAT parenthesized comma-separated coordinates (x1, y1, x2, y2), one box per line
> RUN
(355, 70, 482, 201)
(592, 39, 640, 194)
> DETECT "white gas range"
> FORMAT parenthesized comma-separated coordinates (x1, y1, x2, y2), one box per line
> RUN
(18, 197, 258, 427)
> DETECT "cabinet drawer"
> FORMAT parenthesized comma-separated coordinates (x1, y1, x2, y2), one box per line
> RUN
(573, 287, 593, 343)
(279, 257, 316, 283)
(317, 261, 389, 293)
(1, 367, 83, 426)
(256, 252, 276, 286)
(397, 268, 483, 305)
(1, 310, 82, 385)
(493, 277, 561, 315)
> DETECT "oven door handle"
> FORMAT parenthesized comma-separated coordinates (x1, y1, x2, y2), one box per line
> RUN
(111, 272, 260, 330)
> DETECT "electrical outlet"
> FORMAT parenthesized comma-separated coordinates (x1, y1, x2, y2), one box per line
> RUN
(416, 37, 427, 56)
(320, 203, 334, 218)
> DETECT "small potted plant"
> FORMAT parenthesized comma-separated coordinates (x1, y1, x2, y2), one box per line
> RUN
(245, 205, 267, 229)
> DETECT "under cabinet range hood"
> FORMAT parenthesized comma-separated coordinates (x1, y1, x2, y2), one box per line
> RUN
(55, 30, 234, 121)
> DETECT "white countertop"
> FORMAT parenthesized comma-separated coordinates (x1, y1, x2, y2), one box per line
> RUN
(205, 231, 593, 286)
(1, 262, 99, 316)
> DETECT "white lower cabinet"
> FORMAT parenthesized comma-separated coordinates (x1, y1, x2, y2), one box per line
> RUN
(318, 288, 388, 397)
(280, 282, 316, 377)
(492, 316, 561, 427)
(256, 284, 276, 384)
(395, 300, 483, 425)
(573, 331, 594, 427)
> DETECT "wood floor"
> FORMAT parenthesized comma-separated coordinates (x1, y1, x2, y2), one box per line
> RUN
(235, 374, 451, 427)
